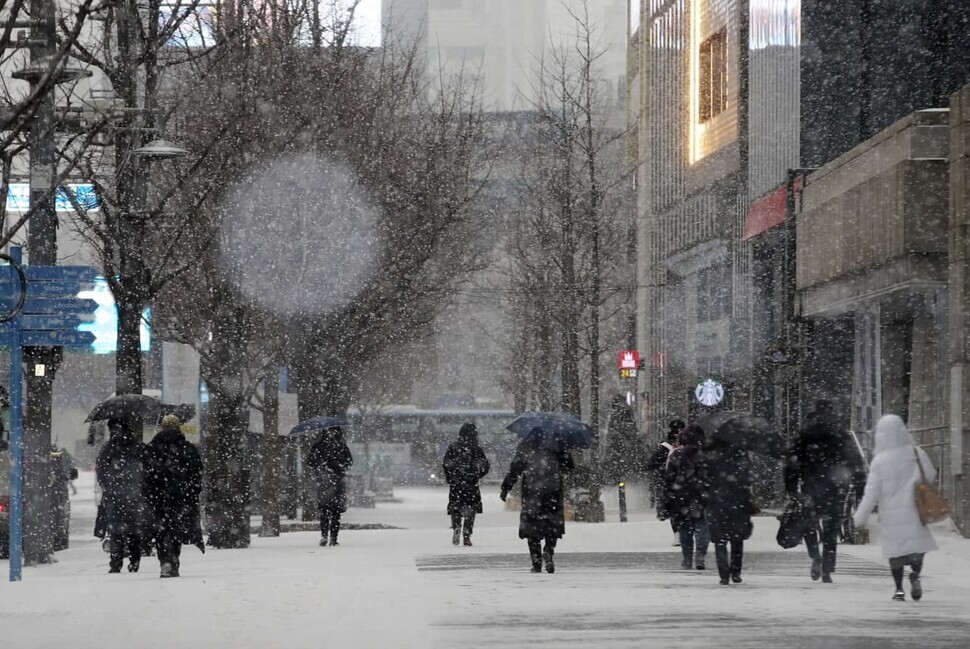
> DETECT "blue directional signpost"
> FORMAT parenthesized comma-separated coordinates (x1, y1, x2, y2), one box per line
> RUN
(2, 247, 99, 581)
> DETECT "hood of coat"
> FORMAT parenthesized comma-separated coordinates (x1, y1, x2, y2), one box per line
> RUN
(458, 422, 478, 442)
(874, 414, 914, 456)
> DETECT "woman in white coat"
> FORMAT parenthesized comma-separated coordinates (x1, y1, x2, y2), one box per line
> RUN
(854, 414, 938, 601)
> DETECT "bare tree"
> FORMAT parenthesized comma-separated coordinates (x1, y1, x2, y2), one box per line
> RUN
(503, 2, 633, 432)
(60, 0, 230, 397)
(155, 2, 492, 546)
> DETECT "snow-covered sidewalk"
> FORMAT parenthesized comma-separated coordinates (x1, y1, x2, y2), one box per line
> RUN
(2, 479, 969, 649)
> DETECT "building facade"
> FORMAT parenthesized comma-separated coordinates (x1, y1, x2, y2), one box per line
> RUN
(629, 0, 970, 443)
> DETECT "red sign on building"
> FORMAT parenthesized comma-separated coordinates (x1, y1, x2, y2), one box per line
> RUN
(618, 350, 640, 370)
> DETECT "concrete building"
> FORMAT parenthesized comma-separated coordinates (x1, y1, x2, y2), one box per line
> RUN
(384, 0, 627, 113)
(628, 0, 970, 442)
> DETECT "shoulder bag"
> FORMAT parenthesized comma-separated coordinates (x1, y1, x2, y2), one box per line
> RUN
(914, 447, 949, 525)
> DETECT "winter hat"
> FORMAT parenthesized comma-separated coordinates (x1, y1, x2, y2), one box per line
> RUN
(160, 414, 181, 431)
(668, 419, 686, 442)
(459, 422, 477, 438)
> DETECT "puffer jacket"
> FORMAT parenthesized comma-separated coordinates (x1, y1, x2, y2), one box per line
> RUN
(853, 414, 938, 559)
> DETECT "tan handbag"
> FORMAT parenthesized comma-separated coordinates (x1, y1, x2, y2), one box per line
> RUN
(914, 448, 949, 525)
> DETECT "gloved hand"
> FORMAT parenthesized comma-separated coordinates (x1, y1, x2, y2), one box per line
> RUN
(499, 489, 508, 502)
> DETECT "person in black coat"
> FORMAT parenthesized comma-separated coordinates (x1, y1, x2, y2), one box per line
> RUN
(306, 427, 353, 546)
(96, 418, 150, 573)
(783, 401, 867, 583)
(646, 419, 685, 543)
(500, 428, 575, 574)
(704, 439, 754, 585)
(443, 423, 490, 546)
(665, 424, 710, 570)
(143, 415, 204, 578)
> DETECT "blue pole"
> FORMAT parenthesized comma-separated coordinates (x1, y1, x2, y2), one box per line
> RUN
(9, 246, 23, 582)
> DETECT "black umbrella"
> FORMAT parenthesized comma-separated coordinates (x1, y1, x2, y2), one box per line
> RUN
(85, 394, 162, 422)
(697, 411, 785, 457)
(506, 411, 596, 449)
(289, 416, 349, 437)
(86, 395, 197, 423)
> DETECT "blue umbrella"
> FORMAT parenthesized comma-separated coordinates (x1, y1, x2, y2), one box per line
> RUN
(289, 416, 348, 437)
(506, 411, 596, 449)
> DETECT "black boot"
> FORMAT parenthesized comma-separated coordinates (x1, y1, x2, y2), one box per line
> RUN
(528, 540, 542, 573)
(543, 547, 555, 574)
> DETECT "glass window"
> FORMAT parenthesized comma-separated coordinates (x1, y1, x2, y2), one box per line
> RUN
(698, 27, 727, 123)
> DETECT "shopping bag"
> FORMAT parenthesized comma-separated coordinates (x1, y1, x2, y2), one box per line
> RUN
(776, 496, 810, 549)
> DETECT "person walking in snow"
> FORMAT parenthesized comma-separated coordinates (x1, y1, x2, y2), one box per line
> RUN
(500, 427, 574, 573)
(96, 418, 150, 573)
(306, 426, 353, 546)
(704, 438, 754, 584)
(143, 415, 204, 578)
(853, 414, 937, 601)
(647, 419, 685, 544)
(665, 424, 710, 570)
(784, 401, 867, 583)
(443, 423, 490, 546)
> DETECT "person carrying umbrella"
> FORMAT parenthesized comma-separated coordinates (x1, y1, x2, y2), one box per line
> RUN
(784, 400, 867, 583)
(143, 415, 204, 578)
(443, 422, 490, 546)
(665, 424, 710, 570)
(704, 437, 754, 584)
(95, 418, 150, 573)
(500, 427, 575, 573)
(306, 426, 353, 546)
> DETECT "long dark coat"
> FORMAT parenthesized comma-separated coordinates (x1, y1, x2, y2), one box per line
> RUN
(704, 444, 754, 543)
(501, 440, 575, 540)
(664, 429, 708, 529)
(143, 428, 204, 545)
(95, 434, 150, 536)
(306, 432, 353, 512)
(784, 414, 867, 519)
(646, 441, 676, 518)
(443, 434, 490, 515)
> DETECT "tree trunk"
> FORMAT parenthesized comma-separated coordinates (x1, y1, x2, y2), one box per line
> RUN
(203, 306, 252, 549)
(259, 370, 281, 537)
(204, 381, 251, 548)
(535, 305, 554, 411)
(114, 287, 144, 396)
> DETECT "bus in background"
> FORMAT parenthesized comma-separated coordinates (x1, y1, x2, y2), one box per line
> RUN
(344, 406, 517, 487)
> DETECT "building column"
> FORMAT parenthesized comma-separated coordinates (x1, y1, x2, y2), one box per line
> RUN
(946, 85, 970, 536)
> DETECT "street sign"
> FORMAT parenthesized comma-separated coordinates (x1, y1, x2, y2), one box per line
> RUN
(24, 265, 100, 283)
(21, 314, 83, 330)
(21, 297, 99, 316)
(0, 315, 83, 332)
(0, 280, 91, 299)
(19, 329, 96, 348)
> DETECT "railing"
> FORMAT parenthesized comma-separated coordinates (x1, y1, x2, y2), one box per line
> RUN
(852, 425, 950, 495)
